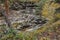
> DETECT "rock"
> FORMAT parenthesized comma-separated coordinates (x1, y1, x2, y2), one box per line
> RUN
(0, 1, 48, 31)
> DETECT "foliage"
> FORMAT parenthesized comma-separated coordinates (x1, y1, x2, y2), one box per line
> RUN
(0, 0, 60, 40)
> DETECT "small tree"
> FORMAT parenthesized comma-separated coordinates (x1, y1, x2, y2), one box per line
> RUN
(4, 0, 12, 28)
(5, 0, 9, 15)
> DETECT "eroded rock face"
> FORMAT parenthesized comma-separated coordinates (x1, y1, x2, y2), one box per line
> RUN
(0, 1, 48, 32)
(8, 12, 48, 31)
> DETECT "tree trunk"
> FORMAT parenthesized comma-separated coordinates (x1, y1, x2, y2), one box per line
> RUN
(5, 0, 9, 15)
(4, 0, 12, 28)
